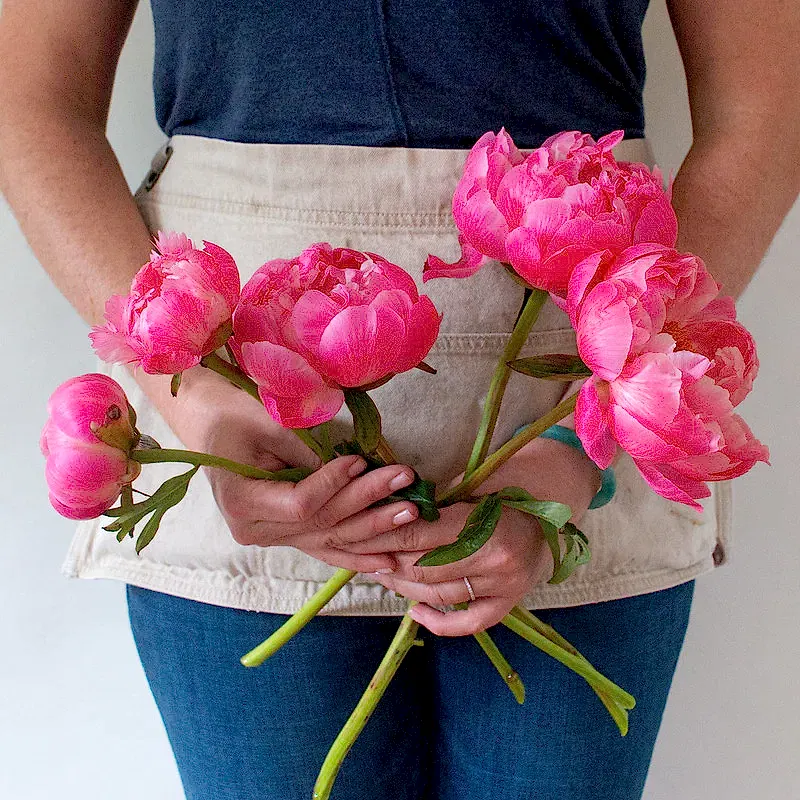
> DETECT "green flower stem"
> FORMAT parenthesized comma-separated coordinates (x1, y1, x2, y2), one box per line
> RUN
(200, 351, 261, 401)
(130, 447, 310, 482)
(438, 392, 578, 506)
(313, 610, 420, 800)
(501, 612, 635, 711)
(240, 568, 357, 668)
(375, 434, 398, 464)
(316, 422, 336, 462)
(509, 605, 631, 735)
(200, 351, 327, 462)
(291, 427, 328, 462)
(454, 602, 525, 704)
(465, 288, 549, 477)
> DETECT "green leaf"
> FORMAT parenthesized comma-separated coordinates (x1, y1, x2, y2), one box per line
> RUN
(103, 466, 199, 550)
(565, 523, 592, 566)
(170, 373, 182, 397)
(415, 493, 502, 566)
(507, 354, 592, 381)
(333, 439, 386, 468)
(271, 467, 314, 483)
(134, 466, 198, 554)
(135, 506, 168, 554)
(546, 523, 591, 584)
(497, 486, 572, 530)
(388, 475, 439, 522)
(549, 536, 579, 584)
(343, 389, 382, 454)
(538, 519, 564, 573)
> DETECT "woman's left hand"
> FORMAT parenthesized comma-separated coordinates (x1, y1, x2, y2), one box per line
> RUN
(371, 436, 604, 636)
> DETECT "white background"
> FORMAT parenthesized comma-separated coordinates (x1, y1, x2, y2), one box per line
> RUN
(1, 1, 798, 797)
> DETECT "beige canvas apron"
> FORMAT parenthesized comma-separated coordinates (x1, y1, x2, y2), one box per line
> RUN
(62, 135, 732, 614)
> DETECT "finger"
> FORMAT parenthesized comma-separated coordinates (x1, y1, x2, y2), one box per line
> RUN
(304, 547, 398, 574)
(310, 464, 415, 533)
(370, 572, 485, 606)
(238, 454, 367, 525)
(390, 545, 491, 585)
(287, 500, 419, 553)
(408, 596, 514, 637)
(344, 515, 460, 554)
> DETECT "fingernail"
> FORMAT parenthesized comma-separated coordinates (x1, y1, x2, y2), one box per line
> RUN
(348, 457, 367, 477)
(388, 470, 413, 491)
(392, 508, 414, 526)
(374, 567, 394, 574)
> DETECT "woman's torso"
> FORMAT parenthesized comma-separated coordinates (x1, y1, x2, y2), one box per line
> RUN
(150, 0, 651, 148)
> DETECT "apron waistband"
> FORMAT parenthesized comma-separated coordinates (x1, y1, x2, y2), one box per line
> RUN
(138, 134, 657, 221)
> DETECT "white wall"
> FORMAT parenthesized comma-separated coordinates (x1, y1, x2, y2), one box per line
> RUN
(1, 2, 797, 797)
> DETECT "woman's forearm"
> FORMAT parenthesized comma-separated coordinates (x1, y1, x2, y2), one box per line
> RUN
(666, 0, 800, 301)
(670, 132, 800, 301)
(0, 97, 228, 443)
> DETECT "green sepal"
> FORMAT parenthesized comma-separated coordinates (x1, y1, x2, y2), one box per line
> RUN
(170, 373, 182, 397)
(507, 354, 592, 381)
(343, 389, 382, 454)
(415, 493, 502, 566)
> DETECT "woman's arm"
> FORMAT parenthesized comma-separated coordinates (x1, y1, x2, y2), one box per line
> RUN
(666, 0, 800, 300)
(0, 0, 437, 573)
(386, 2, 800, 635)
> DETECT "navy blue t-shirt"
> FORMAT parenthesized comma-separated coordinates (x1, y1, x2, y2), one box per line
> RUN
(150, 0, 650, 149)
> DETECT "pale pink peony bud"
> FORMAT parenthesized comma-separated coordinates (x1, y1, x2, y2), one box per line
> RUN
(424, 129, 677, 300)
(232, 243, 441, 428)
(569, 245, 768, 509)
(40, 374, 141, 520)
(90, 231, 240, 374)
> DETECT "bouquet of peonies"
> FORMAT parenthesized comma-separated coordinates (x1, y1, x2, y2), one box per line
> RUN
(41, 130, 768, 799)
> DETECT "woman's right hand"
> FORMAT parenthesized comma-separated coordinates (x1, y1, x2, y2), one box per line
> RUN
(167, 367, 453, 574)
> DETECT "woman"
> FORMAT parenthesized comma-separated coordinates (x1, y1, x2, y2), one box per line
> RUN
(1, 1, 797, 798)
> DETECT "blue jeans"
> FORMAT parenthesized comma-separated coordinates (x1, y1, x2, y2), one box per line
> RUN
(126, 580, 694, 800)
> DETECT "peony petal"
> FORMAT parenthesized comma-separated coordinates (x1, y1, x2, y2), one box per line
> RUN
(574, 380, 618, 469)
(288, 290, 342, 355)
(316, 303, 405, 387)
(634, 460, 709, 511)
(456, 188, 510, 261)
(575, 280, 635, 380)
(423, 234, 490, 281)
(632, 195, 678, 247)
(239, 340, 344, 428)
(391, 294, 441, 373)
(611, 353, 683, 431)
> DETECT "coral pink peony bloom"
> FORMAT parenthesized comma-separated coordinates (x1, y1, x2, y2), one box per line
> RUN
(424, 129, 677, 299)
(570, 245, 768, 509)
(232, 243, 441, 428)
(90, 231, 240, 374)
(40, 374, 141, 520)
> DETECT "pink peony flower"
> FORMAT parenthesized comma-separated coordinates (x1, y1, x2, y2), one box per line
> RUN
(40, 374, 141, 520)
(90, 231, 240, 374)
(570, 245, 768, 509)
(232, 243, 441, 428)
(424, 129, 677, 300)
